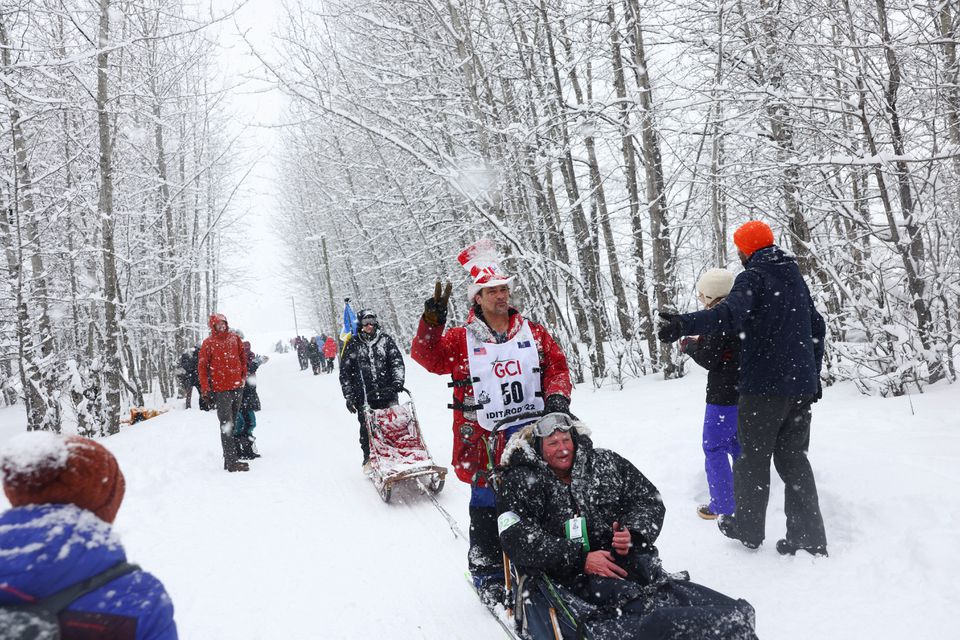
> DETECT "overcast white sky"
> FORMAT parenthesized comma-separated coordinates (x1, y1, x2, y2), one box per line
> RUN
(207, 0, 301, 346)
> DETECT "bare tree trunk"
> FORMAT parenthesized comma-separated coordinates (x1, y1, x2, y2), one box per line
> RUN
(97, 0, 123, 434)
(623, 0, 678, 377)
(541, 0, 607, 379)
(1, 15, 60, 430)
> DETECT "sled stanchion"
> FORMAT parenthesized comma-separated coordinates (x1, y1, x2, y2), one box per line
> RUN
(503, 552, 514, 618)
(548, 608, 563, 640)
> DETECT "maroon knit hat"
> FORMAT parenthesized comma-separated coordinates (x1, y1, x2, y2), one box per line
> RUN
(2, 434, 125, 523)
(733, 220, 775, 257)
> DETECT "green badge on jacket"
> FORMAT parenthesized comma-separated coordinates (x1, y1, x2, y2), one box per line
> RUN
(564, 516, 590, 551)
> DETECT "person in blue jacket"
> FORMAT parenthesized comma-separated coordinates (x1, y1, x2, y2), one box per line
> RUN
(658, 220, 827, 556)
(0, 433, 178, 639)
(680, 268, 741, 521)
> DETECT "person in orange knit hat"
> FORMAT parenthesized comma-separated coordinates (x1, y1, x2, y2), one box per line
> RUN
(657, 220, 828, 556)
(1, 433, 177, 638)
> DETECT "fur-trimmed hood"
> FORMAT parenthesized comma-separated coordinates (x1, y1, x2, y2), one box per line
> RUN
(500, 420, 593, 468)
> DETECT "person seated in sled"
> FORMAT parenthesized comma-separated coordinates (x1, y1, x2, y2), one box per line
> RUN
(496, 413, 757, 639)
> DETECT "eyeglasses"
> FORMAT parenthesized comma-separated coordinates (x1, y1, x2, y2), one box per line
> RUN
(532, 412, 575, 438)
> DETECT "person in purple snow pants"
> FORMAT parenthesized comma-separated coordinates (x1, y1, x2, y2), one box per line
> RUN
(680, 268, 741, 520)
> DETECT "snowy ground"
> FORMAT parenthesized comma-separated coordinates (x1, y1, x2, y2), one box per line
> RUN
(1, 346, 958, 639)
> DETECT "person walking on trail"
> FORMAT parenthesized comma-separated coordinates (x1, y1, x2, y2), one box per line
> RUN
(198, 313, 250, 473)
(0, 432, 178, 639)
(411, 238, 573, 608)
(323, 335, 338, 373)
(339, 309, 405, 474)
(679, 268, 742, 521)
(176, 346, 200, 409)
(658, 220, 828, 556)
(307, 337, 323, 375)
(235, 341, 267, 461)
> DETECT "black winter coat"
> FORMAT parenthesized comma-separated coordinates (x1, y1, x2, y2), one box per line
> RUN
(339, 331, 405, 409)
(682, 333, 740, 406)
(178, 348, 200, 388)
(242, 354, 263, 411)
(678, 246, 825, 396)
(496, 430, 665, 584)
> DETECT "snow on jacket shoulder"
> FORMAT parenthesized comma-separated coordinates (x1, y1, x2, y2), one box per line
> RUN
(411, 308, 572, 486)
(197, 318, 247, 394)
(679, 246, 825, 396)
(496, 430, 664, 582)
(0, 504, 177, 640)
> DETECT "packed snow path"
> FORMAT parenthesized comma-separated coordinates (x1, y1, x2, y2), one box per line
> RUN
(1, 348, 958, 639)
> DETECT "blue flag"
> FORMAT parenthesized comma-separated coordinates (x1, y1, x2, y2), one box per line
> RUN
(342, 301, 358, 338)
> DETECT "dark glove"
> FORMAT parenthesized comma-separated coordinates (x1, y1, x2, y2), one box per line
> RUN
(202, 392, 213, 405)
(543, 394, 571, 415)
(392, 381, 405, 393)
(423, 280, 452, 327)
(813, 380, 823, 403)
(346, 400, 357, 414)
(657, 312, 685, 343)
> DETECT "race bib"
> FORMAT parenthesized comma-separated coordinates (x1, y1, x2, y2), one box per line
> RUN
(498, 511, 521, 534)
(465, 321, 544, 431)
(565, 516, 590, 551)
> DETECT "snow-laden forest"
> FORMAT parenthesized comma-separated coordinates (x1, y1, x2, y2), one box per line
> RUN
(1, 0, 958, 435)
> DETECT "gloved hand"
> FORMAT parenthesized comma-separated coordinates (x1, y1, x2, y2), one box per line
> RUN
(423, 280, 452, 327)
(202, 392, 213, 405)
(813, 380, 823, 403)
(657, 312, 685, 343)
(679, 336, 697, 354)
(346, 400, 357, 414)
(543, 394, 571, 415)
(392, 381, 405, 392)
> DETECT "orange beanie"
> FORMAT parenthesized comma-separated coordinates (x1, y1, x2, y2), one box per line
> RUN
(733, 221, 775, 257)
(2, 434, 125, 524)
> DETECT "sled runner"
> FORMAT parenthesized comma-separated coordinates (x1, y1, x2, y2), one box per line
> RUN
(364, 392, 447, 503)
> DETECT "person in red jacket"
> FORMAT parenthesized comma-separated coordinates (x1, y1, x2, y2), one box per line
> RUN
(322, 335, 338, 373)
(198, 313, 249, 472)
(411, 239, 572, 608)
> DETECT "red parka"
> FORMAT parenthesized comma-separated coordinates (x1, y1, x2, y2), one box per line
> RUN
(412, 307, 572, 487)
(323, 337, 338, 359)
(198, 313, 248, 394)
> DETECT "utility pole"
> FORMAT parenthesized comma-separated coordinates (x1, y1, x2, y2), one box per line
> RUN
(291, 296, 300, 336)
(321, 235, 339, 339)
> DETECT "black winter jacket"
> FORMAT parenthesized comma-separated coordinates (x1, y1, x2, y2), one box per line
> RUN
(682, 333, 740, 406)
(678, 246, 825, 396)
(496, 430, 665, 584)
(339, 330, 405, 408)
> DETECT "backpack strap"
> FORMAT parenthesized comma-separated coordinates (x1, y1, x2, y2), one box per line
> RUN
(29, 562, 140, 615)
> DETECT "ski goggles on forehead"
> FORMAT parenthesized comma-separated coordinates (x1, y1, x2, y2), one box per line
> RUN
(532, 412, 576, 438)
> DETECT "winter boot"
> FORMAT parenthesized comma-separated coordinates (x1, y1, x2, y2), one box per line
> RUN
(697, 505, 719, 520)
(234, 437, 246, 460)
(246, 435, 261, 459)
(776, 538, 828, 557)
(472, 572, 507, 610)
(718, 515, 761, 549)
(361, 457, 372, 475)
(224, 460, 249, 472)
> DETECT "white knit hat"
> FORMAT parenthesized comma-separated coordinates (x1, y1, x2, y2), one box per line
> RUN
(696, 268, 734, 302)
(458, 238, 514, 301)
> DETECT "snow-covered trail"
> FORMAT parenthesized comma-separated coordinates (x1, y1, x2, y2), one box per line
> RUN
(108, 351, 499, 639)
(1, 345, 958, 638)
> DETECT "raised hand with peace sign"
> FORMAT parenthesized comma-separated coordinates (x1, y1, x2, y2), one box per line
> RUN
(423, 280, 453, 327)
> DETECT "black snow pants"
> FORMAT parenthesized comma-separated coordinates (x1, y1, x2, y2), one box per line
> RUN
(214, 389, 243, 467)
(468, 506, 503, 578)
(733, 394, 827, 547)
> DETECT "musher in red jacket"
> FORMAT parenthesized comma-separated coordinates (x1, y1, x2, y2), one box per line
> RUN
(411, 239, 572, 607)
(198, 313, 249, 472)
